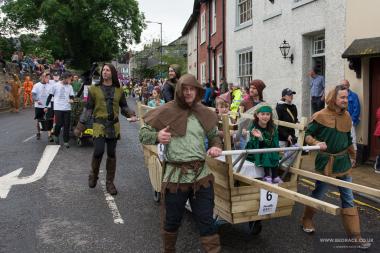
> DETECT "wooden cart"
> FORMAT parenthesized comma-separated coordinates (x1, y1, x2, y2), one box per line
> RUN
(137, 102, 380, 234)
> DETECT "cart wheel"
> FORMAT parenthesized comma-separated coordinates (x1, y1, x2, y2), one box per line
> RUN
(153, 191, 161, 203)
(76, 138, 83, 147)
(248, 220, 262, 235)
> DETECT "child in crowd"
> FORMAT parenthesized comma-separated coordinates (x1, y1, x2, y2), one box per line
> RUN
(215, 96, 237, 138)
(245, 103, 283, 184)
(147, 87, 165, 108)
(23, 75, 34, 108)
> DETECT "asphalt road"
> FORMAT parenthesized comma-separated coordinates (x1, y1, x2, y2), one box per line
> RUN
(0, 98, 379, 253)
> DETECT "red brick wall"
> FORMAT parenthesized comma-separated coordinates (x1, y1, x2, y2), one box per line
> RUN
(197, 0, 225, 85)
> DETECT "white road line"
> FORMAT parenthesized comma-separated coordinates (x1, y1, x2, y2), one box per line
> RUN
(22, 135, 36, 143)
(0, 145, 60, 198)
(99, 170, 124, 224)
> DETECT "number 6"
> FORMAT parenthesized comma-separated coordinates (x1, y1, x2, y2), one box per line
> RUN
(266, 191, 273, 201)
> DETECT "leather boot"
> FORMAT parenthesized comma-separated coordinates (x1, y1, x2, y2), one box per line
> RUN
(200, 234, 221, 253)
(106, 157, 117, 195)
(341, 207, 371, 249)
(89, 156, 101, 188)
(162, 230, 177, 253)
(301, 206, 316, 233)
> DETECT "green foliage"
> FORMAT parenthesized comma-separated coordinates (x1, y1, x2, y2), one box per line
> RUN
(131, 39, 187, 79)
(1, 0, 145, 68)
(0, 36, 15, 59)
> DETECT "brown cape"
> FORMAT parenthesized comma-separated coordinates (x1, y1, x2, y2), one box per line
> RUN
(143, 74, 218, 136)
(311, 87, 351, 132)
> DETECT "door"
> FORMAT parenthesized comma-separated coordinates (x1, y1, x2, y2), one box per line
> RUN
(370, 57, 380, 159)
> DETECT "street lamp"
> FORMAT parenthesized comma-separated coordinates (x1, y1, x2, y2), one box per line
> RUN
(146, 20, 163, 78)
(279, 40, 294, 64)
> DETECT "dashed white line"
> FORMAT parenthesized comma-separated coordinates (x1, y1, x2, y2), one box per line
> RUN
(22, 135, 36, 143)
(99, 170, 124, 224)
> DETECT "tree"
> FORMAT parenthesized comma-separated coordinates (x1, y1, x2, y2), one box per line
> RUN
(0, 36, 15, 59)
(1, 0, 145, 68)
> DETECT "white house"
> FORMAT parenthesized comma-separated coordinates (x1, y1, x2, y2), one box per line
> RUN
(225, 0, 254, 88)
(226, 0, 347, 118)
(182, 7, 199, 78)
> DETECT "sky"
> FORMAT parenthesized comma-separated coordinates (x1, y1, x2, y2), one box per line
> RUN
(131, 0, 194, 51)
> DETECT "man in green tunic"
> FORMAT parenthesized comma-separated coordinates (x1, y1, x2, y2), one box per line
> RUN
(139, 74, 223, 253)
(301, 85, 370, 249)
(75, 63, 137, 195)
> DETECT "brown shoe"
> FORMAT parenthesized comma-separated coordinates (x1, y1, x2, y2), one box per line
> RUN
(200, 234, 221, 253)
(89, 156, 101, 188)
(162, 230, 177, 253)
(341, 207, 371, 249)
(301, 206, 316, 233)
(106, 157, 117, 195)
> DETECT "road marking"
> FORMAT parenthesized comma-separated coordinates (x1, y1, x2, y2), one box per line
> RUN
(0, 145, 60, 199)
(22, 135, 35, 143)
(99, 170, 124, 224)
(299, 178, 380, 212)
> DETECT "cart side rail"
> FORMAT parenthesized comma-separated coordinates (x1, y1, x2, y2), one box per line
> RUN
(234, 172, 341, 216)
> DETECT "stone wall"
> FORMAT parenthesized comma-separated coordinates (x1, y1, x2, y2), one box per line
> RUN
(0, 71, 11, 109)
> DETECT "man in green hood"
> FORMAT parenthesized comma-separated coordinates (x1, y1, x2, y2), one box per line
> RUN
(139, 74, 222, 252)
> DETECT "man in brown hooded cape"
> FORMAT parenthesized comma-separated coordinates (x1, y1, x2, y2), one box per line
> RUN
(301, 84, 370, 249)
(139, 74, 223, 253)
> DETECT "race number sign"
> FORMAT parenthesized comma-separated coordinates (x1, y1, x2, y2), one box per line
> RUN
(258, 189, 278, 216)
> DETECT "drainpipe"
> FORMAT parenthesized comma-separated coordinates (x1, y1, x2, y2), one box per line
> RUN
(197, 19, 199, 81)
(208, 0, 212, 84)
(222, 0, 225, 81)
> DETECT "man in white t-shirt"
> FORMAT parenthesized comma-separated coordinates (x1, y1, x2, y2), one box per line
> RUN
(45, 72, 74, 148)
(32, 72, 54, 141)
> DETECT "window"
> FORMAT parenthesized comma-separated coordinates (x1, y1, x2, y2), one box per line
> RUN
(238, 0, 252, 25)
(200, 12, 206, 44)
(211, 57, 215, 81)
(193, 25, 197, 51)
(238, 50, 252, 88)
(201, 62, 206, 84)
(212, 0, 217, 34)
(218, 53, 223, 84)
(312, 34, 325, 56)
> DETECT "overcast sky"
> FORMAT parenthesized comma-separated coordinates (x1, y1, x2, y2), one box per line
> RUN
(131, 0, 194, 50)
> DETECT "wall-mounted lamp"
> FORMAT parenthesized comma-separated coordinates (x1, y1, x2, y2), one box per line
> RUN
(279, 40, 294, 64)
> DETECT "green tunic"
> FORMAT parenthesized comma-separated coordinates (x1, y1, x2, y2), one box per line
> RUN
(246, 124, 280, 168)
(139, 114, 219, 183)
(88, 85, 123, 138)
(305, 121, 352, 175)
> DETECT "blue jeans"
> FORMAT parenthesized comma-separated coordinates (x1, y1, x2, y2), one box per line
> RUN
(311, 175, 355, 208)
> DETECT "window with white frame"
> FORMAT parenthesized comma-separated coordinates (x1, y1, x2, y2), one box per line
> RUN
(193, 25, 197, 51)
(212, 0, 217, 34)
(211, 57, 215, 81)
(312, 34, 325, 56)
(200, 12, 206, 44)
(218, 53, 223, 84)
(238, 0, 252, 25)
(238, 50, 252, 88)
(201, 62, 206, 84)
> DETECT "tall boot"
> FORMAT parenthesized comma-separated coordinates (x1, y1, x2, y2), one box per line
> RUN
(200, 234, 221, 253)
(301, 206, 316, 233)
(341, 207, 371, 249)
(89, 156, 101, 188)
(162, 230, 177, 253)
(106, 157, 117, 195)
